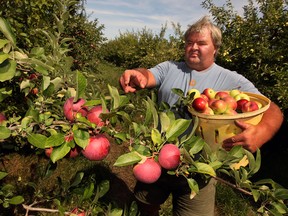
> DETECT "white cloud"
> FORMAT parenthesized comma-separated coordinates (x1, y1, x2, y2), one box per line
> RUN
(85, 0, 250, 40)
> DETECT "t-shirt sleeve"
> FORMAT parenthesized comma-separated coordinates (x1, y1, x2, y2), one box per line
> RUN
(149, 61, 170, 87)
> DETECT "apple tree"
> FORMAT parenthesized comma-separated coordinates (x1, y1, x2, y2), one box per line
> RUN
(202, 0, 288, 119)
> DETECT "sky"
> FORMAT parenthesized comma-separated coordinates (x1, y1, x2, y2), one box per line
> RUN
(84, 0, 250, 40)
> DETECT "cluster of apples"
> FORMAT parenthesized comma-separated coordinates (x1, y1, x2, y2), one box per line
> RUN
(133, 144, 181, 184)
(45, 97, 110, 161)
(189, 88, 262, 115)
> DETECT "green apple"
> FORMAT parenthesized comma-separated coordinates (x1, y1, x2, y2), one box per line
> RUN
(187, 88, 201, 100)
(230, 89, 241, 98)
(255, 101, 263, 109)
(234, 93, 250, 101)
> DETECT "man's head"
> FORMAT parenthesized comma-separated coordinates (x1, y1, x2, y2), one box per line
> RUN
(184, 16, 222, 53)
(184, 16, 222, 71)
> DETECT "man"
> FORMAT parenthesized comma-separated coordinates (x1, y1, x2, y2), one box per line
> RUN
(119, 16, 283, 216)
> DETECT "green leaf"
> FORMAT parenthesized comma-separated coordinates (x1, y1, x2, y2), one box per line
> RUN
(98, 180, 110, 198)
(274, 188, 288, 200)
(42, 75, 51, 91)
(114, 151, 142, 167)
(73, 129, 90, 149)
(27, 133, 48, 148)
(50, 142, 71, 163)
(76, 71, 87, 99)
(0, 52, 9, 64)
(0, 39, 9, 49)
(0, 18, 16, 46)
(186, 178, 199, 199)
(146, 97, 159, 128)
(0, 126, 11, 139)
(70, 172, 84, 188)
(185, 136, 205, 155)
(270, 201, 287, 214)
(251, 188, 261, 202)
(0, 171, 8, 180)
(82, 183, 94, 200)
(45, 133, 65, 148)
(194, 162, 216, 177)
(151, 128, 162, 146)
(159, 112, 171, 133)
(108, 84, 120, 109)
(0, 59, 16, 82)
(30, 47, 45, 56)
(43, 83, 55, 97)
(35, 65, 48, 75)
(7, 196, 25, 205)
(166, 119, 191, 141)
(110, 208, 123, 216)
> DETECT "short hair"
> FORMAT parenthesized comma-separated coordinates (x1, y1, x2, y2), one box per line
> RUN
(184, 16, 222, 51)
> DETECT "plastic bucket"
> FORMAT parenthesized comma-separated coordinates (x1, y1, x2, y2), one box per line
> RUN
(188, 92, 271, 151)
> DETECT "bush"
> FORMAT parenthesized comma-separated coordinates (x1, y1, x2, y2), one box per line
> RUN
(100, 24, 184, 69)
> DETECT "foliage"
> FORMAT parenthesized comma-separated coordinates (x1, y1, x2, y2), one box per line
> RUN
(100, 23, 184, 69)
(202, 0, 288, 116)
(0, 172, 24, 209)
(0, 0, 288, 215)
(0, 0, 106, 75)
(114, 89, 288, 215)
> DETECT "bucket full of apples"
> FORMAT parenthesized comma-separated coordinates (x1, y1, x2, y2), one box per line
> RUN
(187, 88, 270, 151)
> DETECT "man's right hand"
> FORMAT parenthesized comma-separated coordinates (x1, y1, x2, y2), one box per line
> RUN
(119, 69, 149, 93)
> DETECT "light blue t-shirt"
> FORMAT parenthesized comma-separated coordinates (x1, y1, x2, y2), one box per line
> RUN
(150, 61, 260, 107)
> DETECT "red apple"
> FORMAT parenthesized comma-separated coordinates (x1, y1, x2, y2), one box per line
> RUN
(241, 101, 259, 113)
(203, 107, 214, 115)
(158, 144, 181, 170)
(67, 146, 81, 158)
(0, 113, 6, 123)
(202, 88, 216, 99)
(87, 105, 108, 127)
(224, 109, 238, 115)
(31, 87, 39, 95)
(45, 147, 53, 158)
(210, 99, 227, 114)
(192, 97, 208, 112)
(63, 97, 87, 121)
(71, 207, 86, 216)
(215, 91, 229, 100)
(236, 99, 249, 112)
(82, 135, 110, 161)
(222, 96, 237, 110)
(133, 158, 161, 184)
(200, 94, 209, 102)
(208, 98, 217, 107)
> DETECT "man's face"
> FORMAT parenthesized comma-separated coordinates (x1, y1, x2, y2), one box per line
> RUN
(184, 27, 216, 71)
